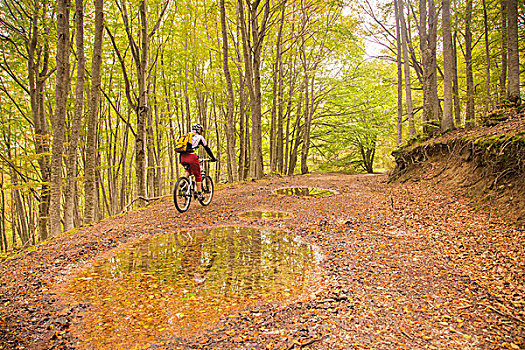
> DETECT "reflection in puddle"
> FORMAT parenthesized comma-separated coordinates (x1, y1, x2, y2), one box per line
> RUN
(66, 227, 320, 348)
(240, 210, 290, 219)
(275, 187, 335, 197)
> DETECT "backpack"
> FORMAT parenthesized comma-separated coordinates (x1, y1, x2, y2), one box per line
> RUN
(174, 132, 194, 153)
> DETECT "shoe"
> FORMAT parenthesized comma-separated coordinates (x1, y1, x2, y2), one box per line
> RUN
(197, 192, 204, 201)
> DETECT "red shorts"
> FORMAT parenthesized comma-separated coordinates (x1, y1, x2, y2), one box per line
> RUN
(179, 153, 202, 182)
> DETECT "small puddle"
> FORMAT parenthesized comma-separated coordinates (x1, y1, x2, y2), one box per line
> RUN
(240, 210, 290, 219)
(65, 226, 320, 347)
(275, 187, 335, 197)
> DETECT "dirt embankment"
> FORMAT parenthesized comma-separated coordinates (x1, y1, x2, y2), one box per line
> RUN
(390, 108, 525, 228)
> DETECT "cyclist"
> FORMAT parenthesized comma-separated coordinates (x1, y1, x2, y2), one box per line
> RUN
(179, 124, 217, 200)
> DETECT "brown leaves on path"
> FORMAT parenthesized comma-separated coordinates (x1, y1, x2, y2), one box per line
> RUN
(0, 173, 523, 349)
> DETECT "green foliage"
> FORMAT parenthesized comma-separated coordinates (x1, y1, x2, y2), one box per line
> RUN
(311, 60, 397, 173)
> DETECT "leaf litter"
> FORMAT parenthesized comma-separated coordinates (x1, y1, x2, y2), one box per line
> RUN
(0, 172, 523, 349)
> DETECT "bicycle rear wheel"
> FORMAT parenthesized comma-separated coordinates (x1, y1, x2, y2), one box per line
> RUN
(198, 175, 214, 206)
(173, 177, 192, 212)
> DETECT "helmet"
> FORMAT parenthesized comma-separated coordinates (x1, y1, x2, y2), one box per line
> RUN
(191, 124, 203, 132)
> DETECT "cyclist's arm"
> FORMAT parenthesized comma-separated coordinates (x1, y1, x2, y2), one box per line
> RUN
(203, 144, 216, 161)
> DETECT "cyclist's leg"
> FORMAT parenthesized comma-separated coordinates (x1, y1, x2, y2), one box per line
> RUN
(191, 157, 204, 196)
(179, 154, 187, 176)
(189, 156, 203, 194)
(181, 154, 202, 189)
(180, 153, 198, 178)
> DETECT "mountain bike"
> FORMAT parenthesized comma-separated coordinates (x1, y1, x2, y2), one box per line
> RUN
(173, 158, 214, 213)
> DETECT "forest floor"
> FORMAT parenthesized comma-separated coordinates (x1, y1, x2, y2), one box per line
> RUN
(0, 168, 524, 349)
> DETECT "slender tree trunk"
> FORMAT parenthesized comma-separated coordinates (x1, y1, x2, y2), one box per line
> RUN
(276, 56, 285, 173)
(506, 0, 520, 105)
(420, 0, 431, 132)
(271, 4, 286, 172)
(270, 59, 278, 172)
(420, 0, 440, 134)
(442, 0, 455, 132)
(84, 0, 104, 224)
(0, 173, 6, 251)
(499, 0, 507, 102)
(220, 0, 239, 182)
(27, 8, 51, 241)
(394, 0, 403, 145)
(299, 4, 312, 175)
(288, 86, 303, 175)
(482, 0, 491, 116)
(239, 0, 269, 179)
(399, 0, 415, 135)
(154, 95, 163, 196)
(428, 0, 440, 128)
(120, 110, 131, 211)
(146, 91, 156, 198)
(135, 0, 149, 202)
(7, 148, 29, 245)
(453, 31, 461, 126)
(284, 60, 296, 173)
(49, 0, 71, 236)
(238, 73, 247, 179)
(300, 76, 312, 174)
(64, 0, 85, 231)
(465, 0, 475, 127)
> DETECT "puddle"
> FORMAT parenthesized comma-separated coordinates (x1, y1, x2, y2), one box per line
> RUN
(275, 187, 335, 197)
(240, 210, 290, 219)
(66, 226, 320, 347)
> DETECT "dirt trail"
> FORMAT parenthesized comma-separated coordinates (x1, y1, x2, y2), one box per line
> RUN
(0, 173, 523, 349)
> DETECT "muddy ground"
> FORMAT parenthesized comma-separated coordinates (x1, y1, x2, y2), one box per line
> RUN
(0, 172, 523, 349)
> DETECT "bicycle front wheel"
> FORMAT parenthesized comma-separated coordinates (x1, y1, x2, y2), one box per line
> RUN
(198, 175, 214, 206)
(173, 177, 192, 212)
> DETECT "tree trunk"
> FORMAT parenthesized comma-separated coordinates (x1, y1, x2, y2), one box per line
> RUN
(482, 0, 491, 116)
(7, 146, 29, 245)
(220, 0, 239, 182)
(276, 54, 285, 173)
(420, 0, 440, 134)
(84, 0, 104, 224)
(506, 0, 520, 105)
(238, 0, 269, 179)
(499, 0, 507, 102)
(394, 0, 403, 146)
(465, 0, 475, 127)
(270, 3, 286, 172)
(238, 72, 247, 179)
(300, 76, 312, 174)
(399, 0, 415, 135)
(146, 91, 156, 198)
(49, 0, 71, 236)
(428, 0, 440, 129)
(288, 86, 303, 175)
(299, 4, 312, 175)
(135, 0, 149, 203)
(64, 0, 85, 231)
(441, 0, 455, 132)
(270, 58, 278, 172)
(453, 31, 461, 126)
(27, 8, 51, 241)
(0, 173, 6, 251)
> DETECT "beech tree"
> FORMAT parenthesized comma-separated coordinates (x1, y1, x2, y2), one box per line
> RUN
(506, 0, 520, 105)
(442, 0, 455, 132)
(64, 0, 86, 231)
(49, 0, 71, 237)
(238, 0, 271, 179)
(84, 0, 104, 224)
